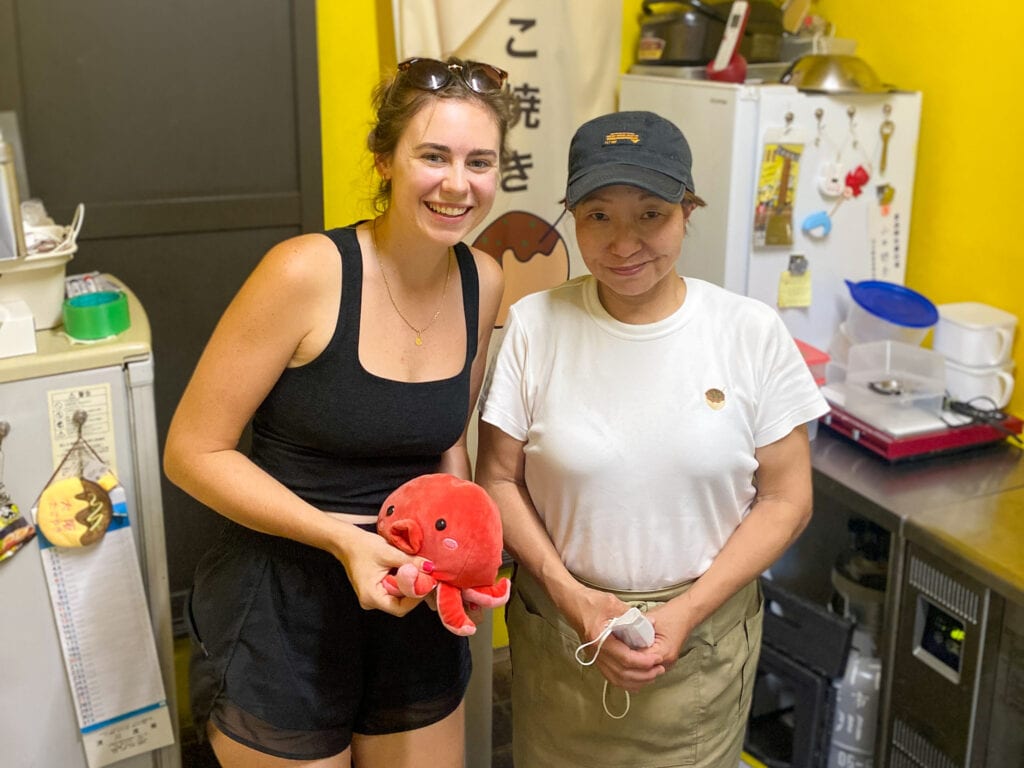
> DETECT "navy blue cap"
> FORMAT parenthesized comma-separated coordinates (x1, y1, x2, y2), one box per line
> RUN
(565, 111, 695, 208)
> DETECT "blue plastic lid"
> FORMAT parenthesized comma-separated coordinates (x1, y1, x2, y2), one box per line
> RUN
(845, 280, 939, 328)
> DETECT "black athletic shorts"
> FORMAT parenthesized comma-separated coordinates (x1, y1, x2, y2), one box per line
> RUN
(186, 521, 471, 760)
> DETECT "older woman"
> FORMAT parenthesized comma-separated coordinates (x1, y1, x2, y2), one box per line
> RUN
(476, 110, 829, 768)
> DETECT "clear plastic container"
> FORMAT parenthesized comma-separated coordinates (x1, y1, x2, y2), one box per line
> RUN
(827, 321, 855, 366)
(844, 340, 946, 424)
(844, 280, 938, 345)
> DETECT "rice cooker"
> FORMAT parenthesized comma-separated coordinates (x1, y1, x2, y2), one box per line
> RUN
(636, 0, 783, 66)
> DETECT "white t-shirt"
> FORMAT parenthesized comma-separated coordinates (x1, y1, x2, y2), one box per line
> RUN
(480, 275, 830, 591)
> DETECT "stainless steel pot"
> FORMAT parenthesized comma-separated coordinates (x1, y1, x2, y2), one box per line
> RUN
(636, 0, 783, 66)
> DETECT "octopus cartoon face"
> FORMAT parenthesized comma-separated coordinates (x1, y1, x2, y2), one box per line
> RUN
(377, 474, 503, 588)
(473, 210, 571, 327)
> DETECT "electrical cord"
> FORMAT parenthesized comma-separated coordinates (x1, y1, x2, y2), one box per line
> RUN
(940, 394, 1022, 447)
(21, 202, 83, 257)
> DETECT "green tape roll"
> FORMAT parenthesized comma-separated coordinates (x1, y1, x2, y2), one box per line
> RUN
(62, 291, 131, 340)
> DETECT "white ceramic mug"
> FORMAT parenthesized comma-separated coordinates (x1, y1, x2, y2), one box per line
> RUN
(932, 302, 1017, 368)
(944, 360, 1015, 409)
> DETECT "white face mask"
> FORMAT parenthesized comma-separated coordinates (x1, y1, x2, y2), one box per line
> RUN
(573, 607, 655, 719)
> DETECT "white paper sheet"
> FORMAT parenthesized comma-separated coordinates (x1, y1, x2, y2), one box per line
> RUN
(37, 488, 174, 768)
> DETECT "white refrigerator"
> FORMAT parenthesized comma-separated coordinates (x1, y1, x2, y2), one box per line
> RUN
(620, 72, 922, 353)
(0, 279, 179, 768)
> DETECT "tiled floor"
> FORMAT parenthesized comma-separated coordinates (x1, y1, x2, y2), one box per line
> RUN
(180, 645, 515, 767)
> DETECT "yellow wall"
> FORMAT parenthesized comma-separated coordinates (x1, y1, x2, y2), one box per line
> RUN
(315, 0, 382, 227)
(814, 0, 1023, 416)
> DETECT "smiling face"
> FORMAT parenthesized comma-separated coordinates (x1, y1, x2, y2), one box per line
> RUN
(377, 97, 502, 248)
(572, 184, 690, 322)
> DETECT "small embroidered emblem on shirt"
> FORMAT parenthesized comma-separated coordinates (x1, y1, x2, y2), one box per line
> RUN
(705, 388, 726, 410)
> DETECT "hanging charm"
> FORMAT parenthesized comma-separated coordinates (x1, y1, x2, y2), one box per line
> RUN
(878, 104, 895, 175)
(814, 107, 845, 198)
(0, 421, 37, 562)
(753, 113, 805, 247)
(32, 411, 126, 548)
(844, 165, 871, 197)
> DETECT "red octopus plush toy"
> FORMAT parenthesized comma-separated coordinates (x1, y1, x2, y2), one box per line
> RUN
(377, 473, 510, 636)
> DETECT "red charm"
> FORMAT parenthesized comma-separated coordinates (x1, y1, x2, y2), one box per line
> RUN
(844, 165, 871, 197)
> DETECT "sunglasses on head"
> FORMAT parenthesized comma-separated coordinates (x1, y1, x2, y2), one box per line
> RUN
(397, 57, 508, 95)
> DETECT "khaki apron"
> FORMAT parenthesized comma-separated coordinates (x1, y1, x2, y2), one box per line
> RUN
(508, 568, 763, 768)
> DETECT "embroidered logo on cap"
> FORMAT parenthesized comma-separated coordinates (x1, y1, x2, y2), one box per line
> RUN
(604, 131, 640, 145)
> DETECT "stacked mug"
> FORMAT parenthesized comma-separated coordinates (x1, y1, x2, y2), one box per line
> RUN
(931, 302, 1017, 410)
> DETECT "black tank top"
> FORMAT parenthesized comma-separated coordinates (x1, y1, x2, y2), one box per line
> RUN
(249, 225, 479, 516)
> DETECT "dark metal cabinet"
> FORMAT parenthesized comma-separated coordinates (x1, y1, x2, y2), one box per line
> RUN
(0, 0, 323, 611)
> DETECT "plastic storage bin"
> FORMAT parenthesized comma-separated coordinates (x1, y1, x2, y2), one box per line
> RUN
(945, 359, 1015, 410)
(0, 249, 74, 329)
(844, 340, 946, 425)
(795, 338, 829, 385)
(932, 302, 1017, 368)
(844, 280, 938, 346)
(0, 202, 82, 330)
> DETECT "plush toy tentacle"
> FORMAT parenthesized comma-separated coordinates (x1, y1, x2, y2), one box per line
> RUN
(382, 574, 403, 597)
(436, 582, 475, 636)
(383, 563, 436, 598)
(461, 578, 511, 608)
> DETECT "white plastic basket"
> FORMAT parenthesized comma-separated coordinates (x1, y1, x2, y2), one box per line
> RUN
(0, 203, 83, 329)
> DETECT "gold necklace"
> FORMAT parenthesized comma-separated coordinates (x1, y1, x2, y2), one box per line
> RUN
(372, 221, 453, 346)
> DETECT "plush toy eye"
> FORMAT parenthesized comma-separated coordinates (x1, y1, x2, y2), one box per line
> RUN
(385, 505, 395, 517)
(435, 518, 447, 531)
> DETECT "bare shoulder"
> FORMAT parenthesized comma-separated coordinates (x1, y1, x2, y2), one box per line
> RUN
(252, 232, 339, 294)
(468, 244, 504, 299)
(219, 232, 341, 361)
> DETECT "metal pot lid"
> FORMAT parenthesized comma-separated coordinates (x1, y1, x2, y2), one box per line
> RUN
(780, 54, 890, 93)
(845, 280, 939, 328)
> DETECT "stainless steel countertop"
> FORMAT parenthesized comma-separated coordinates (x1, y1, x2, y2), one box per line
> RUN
(903, 486, 1024, 607)
(811, 429, 1024, 605)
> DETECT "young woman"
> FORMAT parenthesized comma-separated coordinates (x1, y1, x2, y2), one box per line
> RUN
(164, 57, 518, 768)
(476, 110, 829, 767)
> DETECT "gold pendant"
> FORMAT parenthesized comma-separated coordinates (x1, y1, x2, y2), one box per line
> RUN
(415, 336, 423, 346)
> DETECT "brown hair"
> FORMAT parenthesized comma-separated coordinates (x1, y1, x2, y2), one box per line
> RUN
(682, 190, 707, 233)
(367, 57, 520, 213)
(682, 189, 707, 213)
